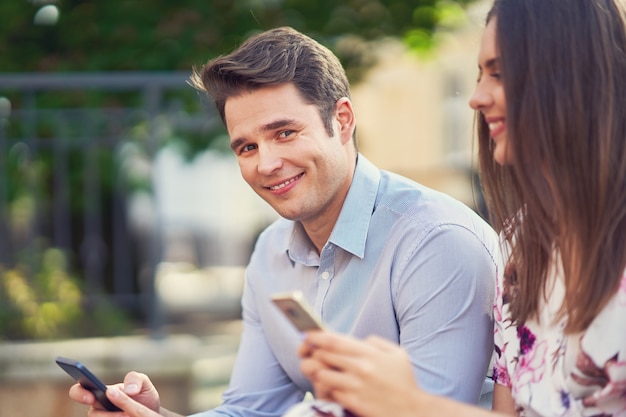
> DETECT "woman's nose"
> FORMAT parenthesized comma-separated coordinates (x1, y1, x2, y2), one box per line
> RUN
(469, 83, 492, 110)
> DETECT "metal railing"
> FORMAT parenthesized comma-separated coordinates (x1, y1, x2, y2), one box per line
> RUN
(0, 72, 222, 337)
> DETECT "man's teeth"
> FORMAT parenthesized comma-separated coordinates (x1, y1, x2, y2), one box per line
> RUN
(270, 176, 298, 190)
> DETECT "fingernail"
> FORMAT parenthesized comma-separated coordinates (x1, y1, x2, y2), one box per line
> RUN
(124, 384, 139, 394)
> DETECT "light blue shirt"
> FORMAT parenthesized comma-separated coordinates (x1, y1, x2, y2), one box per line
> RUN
(192, 155, 499, 417)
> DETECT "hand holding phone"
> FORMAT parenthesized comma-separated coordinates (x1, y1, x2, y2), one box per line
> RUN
(56, 356, 122, 412)
(271, 291, 325, 332)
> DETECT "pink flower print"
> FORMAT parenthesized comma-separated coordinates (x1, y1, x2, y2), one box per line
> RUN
(513, 338, 548, 393)
(494, 361, 512, 387)
(518, 325, 536, 355)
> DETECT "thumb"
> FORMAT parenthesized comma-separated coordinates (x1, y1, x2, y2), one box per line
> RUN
(107, 386, 160, 417)
(123, 371, 149, 395)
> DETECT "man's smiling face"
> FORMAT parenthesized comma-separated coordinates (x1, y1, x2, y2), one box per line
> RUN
(225, 82, 355, 232)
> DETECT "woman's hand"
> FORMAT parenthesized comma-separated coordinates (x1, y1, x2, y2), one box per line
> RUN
(299, 331, 427, 417)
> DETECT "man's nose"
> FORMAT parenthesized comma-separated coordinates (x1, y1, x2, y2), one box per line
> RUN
(257, 145, 283, 175)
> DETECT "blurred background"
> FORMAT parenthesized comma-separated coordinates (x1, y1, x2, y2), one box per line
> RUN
(0, 0, 492, 416)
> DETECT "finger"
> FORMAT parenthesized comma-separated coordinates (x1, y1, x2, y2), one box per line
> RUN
(298, 340, 316, 358)
(300, 357, 318, 380)
(308, 371, 343, 402)
(123, 371, 148, 395)
(327, 389, 363, 417)
(364, 336, 413, 366)
(106, 386, 159, 417)
(311, 348, 368, 374)
(301, 357, 355, 399)
(364, 335, 400, 352)
(299, 329, 329, 358)
(301, 356, 336, 382)
(314, 367, 361, 393)
(304, 332, 374, 357)
(310, 381, 333, 401)
(69, 383, 96, 405)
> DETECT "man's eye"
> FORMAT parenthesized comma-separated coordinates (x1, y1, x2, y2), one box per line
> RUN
(278, 130, 294, 138)
(241, 144, 257, 153)
(490, 72, 501, 80)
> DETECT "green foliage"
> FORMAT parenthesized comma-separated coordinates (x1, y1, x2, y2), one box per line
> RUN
(0, 248, 133, 340)
(1, 0, 479, 81)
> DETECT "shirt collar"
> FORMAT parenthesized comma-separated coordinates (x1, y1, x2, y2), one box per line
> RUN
(287, 154, 380, 262)
(329, 155, 379, 258)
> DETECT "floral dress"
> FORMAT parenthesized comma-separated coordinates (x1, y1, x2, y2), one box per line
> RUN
(493, 256, 626, 416)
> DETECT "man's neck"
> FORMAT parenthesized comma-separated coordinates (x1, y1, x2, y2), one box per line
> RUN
(302, 219, 335, 255)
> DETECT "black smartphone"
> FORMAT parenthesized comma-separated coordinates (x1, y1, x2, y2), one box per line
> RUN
(55, 356, 122, 412)
(271, 291, 325, 332)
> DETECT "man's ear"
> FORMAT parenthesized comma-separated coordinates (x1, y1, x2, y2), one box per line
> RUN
(335, 97, 356, 145)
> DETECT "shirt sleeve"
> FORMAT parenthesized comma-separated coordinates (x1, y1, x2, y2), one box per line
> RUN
(188, 272, 305, 417)
(394, 222, 497, 404)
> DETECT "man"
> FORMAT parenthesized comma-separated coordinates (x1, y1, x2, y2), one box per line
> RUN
(69, 26, 498, 417)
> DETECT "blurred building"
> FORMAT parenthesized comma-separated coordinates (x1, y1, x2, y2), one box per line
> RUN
(353, 0, 490, 211)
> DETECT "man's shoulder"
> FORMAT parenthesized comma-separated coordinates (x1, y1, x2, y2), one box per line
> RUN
(377, 170, 472, 214)
(375, 170, 496, 238)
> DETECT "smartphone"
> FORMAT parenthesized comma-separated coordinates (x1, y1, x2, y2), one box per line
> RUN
(271, 291, 325, 331)
(55, 356, 122, 412)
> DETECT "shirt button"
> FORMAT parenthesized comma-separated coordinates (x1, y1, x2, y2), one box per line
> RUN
(321, 271, 330, 280)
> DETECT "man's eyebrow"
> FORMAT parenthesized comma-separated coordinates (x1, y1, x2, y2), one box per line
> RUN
(261, 118, 296, 132)
(230, 118, 297, 152)
(230, 137, 245, 152)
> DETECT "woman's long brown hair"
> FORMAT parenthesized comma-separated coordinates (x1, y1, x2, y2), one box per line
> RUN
(477, 0, 626, 333)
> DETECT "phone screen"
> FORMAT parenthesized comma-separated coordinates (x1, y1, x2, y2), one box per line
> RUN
(55, 356, 122, 412)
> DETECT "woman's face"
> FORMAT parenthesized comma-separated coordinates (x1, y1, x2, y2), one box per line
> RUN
(469, 18, 512, 165)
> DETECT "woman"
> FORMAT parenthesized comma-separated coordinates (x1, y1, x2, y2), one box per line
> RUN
(295, 0, 626, 416)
